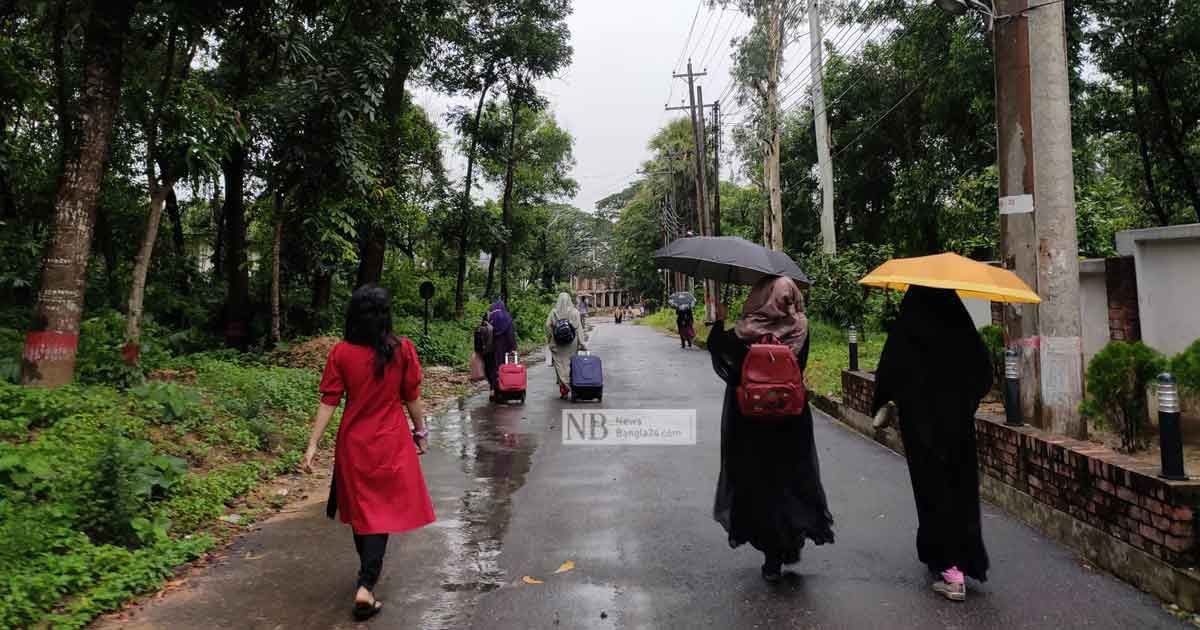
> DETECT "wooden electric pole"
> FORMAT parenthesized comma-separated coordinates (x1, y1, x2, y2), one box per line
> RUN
(809, 0, 836, 254)
(993, 0, 1084, 437)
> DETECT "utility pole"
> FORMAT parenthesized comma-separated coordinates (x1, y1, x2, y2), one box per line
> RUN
(764, 1, 785, 251)
(992, 0, 1084, 437)
(809, 0, 836, 254)
(712, 100, 722, 237)
(667, 70, 720, 321)
(673, 61, 709, 237)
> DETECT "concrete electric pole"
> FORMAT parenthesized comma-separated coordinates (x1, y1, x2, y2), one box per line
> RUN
(990, 0, 1085, 437)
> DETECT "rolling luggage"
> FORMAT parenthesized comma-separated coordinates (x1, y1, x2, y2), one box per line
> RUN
(497, 352, 527, 404)
(569, 351, 603, 402)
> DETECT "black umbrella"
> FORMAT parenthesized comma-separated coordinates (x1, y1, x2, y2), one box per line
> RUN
(667, 292, 697, 309)
(654, 236, 810, 286)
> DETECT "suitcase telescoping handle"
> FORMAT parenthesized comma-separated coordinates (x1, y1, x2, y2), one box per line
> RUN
(505, 352, 520, 364)
(577, 350, 590, 356)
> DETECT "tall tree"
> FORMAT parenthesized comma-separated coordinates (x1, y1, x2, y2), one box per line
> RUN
(434, 0, 572, 317)
(22, 0, 136, 386)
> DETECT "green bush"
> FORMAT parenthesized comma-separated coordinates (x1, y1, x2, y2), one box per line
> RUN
(979, 324, 1005, 392)
(1172, 338, 1200, 397)
(796, 242, 894, 329)
(1081, 341, 1167, 452)
(0, 356, 319, 628)
(74, 310, 171, 387)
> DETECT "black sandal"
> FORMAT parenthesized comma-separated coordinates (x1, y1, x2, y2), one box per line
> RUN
(353, 597, 383, 621)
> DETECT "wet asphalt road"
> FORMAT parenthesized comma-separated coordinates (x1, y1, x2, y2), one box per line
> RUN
(99, 322, 1187, 629)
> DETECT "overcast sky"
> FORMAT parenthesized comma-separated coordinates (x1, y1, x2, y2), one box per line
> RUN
(413, 1, 858, 213)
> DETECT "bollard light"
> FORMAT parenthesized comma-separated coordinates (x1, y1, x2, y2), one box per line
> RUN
(1004, 349, 1023, 427)
(848, 325, 859, 372)
(1158, 373, 1187, 481)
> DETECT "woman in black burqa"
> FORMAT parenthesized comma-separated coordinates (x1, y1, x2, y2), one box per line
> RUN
(871, 286, 993, 601)
(707, 275, 835, 582)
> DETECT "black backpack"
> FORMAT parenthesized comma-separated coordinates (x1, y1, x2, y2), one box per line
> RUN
(552, 318, 576, 345)
(475, 319, 494, 354)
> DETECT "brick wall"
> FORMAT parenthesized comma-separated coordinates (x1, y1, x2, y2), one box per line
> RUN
(841, 370, 875, 415)
(1106, 256, 1141, 342)
(840, 369, 1200, 569)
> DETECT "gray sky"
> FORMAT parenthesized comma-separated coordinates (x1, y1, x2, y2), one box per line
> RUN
(413, 1, 858, 213)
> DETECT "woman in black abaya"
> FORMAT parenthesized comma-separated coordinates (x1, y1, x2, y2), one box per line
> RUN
(708, 276, 835, 582)
(871, 286, 993, 601)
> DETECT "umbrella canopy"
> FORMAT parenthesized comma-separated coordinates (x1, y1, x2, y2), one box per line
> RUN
(859, 252, 1041, 304)
(654, 236, 810, 286)
(667, 292, 697, 309)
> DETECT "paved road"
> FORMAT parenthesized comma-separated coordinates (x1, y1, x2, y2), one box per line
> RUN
(101, 322, 1187, 629)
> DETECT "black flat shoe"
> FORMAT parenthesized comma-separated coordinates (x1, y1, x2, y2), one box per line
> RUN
(353, 598, 383, 621)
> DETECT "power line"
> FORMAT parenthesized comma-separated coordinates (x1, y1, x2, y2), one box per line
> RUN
(673, 1, 705, 72)
(686, 5, 719, 66)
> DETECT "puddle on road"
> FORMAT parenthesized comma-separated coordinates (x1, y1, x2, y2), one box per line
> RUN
(418, 394, 540, 628)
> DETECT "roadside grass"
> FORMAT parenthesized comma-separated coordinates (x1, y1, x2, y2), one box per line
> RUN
(638, 310, 885, 398)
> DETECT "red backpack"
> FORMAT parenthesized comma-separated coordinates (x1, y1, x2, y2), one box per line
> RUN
(737, 335, 806, 418)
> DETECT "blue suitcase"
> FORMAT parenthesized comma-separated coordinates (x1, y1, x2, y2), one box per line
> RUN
(570, 351, 603, 402)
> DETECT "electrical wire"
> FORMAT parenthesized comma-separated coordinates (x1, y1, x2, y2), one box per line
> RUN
(831, 81, 922, 159)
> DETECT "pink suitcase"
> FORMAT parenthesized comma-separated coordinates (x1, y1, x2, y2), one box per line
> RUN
(497, 352, 526, 404)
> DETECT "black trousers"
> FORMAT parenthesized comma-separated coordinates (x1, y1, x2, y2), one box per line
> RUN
(353, 533, 389, 590)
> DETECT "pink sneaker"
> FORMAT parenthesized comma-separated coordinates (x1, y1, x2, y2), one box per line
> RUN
(932, 567, 966, 601)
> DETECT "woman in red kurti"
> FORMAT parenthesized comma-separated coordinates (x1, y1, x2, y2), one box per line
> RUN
(303, 285, 436, 621)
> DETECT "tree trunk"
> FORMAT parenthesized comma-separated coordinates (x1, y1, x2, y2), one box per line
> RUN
(356, 225, 386, 288)
(211, 177, 224, 276)
(1145, 66, 1200, 223)
(271, 193, 283, 345)
(52, 0, 72, 174)
(124, 181, 173, 363)
(454, 82, 493, 318)
(499, 101, 519, 304)
(166, 186, 185, 255)
(222, 142, 251, 349)
(311, 272, 332, 312)
(484, 252, 496, 299)
(1130, 78, 1169, 225)
(765, 3, 784, 251)
(22, 0, 135, 387)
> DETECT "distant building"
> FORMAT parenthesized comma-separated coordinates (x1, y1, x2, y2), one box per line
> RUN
(571, 275, 633, 309)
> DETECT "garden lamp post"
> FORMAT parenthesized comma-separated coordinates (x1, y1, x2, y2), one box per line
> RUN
(1157, 373, 1187, 481)
(848, 325, 859, 372)
(1004, 349, 1023, 427)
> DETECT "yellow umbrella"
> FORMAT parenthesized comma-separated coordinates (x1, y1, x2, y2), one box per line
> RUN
(859, 252, 1041, 304)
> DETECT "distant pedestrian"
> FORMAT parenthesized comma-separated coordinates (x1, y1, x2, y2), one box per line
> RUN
(302, 285, 434, 621)
(871, 286, 993, 602)
(486, 300, 519, 401)
(676, 306, 695, 348)
(578, 296, 589, 328)
(707, 276, 834, 582)
(546, 292, 584, 399)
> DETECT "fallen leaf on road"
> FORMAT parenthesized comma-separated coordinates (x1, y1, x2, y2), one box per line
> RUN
(522, 576, 544, 585)
(554, 560, 575, 574)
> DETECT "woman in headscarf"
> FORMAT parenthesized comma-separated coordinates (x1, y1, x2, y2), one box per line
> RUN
(707, 275, 835, 582)
(486, 300, 519, 401)
(545, 292, 585, 399)
(871, 286, 993, 602)
(675, 305, 695, 348)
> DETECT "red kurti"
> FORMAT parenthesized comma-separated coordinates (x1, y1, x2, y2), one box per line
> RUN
(319, 338, 436, 534)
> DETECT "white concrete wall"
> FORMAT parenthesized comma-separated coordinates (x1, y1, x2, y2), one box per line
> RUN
(1117, 224, 1200, 356)
(1078, 259, 1110, 366)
